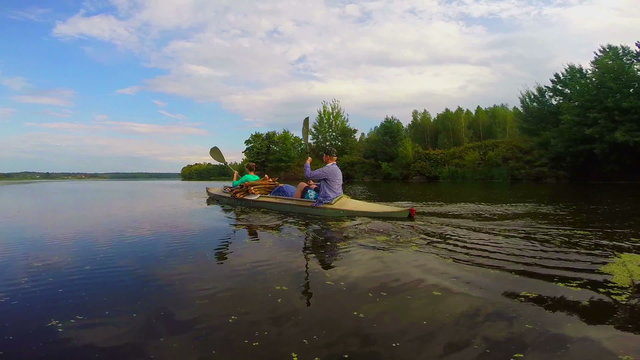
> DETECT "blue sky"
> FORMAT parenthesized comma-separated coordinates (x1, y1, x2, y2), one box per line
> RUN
(1, 0, 638, 172)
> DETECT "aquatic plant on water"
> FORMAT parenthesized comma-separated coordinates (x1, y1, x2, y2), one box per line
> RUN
(599, 253, 640, 302)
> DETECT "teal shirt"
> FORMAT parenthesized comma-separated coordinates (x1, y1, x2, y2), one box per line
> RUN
(232, 174, 260, 187)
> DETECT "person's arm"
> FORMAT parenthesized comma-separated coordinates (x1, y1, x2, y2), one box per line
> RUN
(304, 162, 332, 181)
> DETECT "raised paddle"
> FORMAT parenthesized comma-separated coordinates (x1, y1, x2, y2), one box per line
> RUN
(209, 146, 236, 172)
(302, 116, 310, 154)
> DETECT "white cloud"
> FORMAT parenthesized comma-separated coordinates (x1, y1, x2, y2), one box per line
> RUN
(53, 0, 640, 125)
(42, 109, 74, 118)
(7, 7, 52, 22)
(100, 120, 204, 135)
(0, 132, 211, 171)
(0, 108, 16, 118)
(1, 76, 31, 91)
(12, 89, 75, 107)
(53, 12, 138, 49)
(26, 119, 206, 135)
(158, 109, 186, 120)
(152, 99, 167, 107)
(116, 85, 142, 95)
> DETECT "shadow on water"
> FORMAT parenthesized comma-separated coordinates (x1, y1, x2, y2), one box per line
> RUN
(502, 290, 640, 334)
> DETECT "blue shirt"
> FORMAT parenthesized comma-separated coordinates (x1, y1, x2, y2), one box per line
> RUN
(304, 162, 343, 205)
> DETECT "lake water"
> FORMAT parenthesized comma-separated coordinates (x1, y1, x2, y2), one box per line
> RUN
(1, 180, 639, 360)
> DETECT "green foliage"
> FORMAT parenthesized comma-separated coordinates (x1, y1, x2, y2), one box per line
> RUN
(407, 109, 434, 149)
(338, 154, 378, 181)
(600, 252, 640, 302)
(243, 129, 305, 179)
(600, 253, 640, 288)
(180, 163, 232, 180)
(310, 99, 358, 158)
(363, 116, 406, 163)
(410, 140, 558, 181)
(518, 43, 640, 180)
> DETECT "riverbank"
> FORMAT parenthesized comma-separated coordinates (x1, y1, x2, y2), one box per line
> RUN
(0, 172, 180, 181)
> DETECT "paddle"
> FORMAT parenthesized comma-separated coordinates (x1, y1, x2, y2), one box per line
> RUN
(209, 146, 236, 173)
(302, 116, 310, 155)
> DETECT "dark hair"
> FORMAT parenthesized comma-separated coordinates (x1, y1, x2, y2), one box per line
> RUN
(245, 162, 257, 172)
(323, 147, 338, 157)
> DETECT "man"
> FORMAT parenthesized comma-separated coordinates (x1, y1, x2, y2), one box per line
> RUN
(301, 147, 343, 206)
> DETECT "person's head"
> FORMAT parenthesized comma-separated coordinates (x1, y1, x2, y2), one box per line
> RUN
(245, 162, 257, 173)
(322, 147, 338, 163)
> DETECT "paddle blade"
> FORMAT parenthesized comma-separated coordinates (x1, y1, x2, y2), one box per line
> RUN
(302, 116, 309, 145)
(209, 146, 227, 164)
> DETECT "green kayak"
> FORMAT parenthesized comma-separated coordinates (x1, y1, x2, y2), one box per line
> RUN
(206, 187, 415, 219)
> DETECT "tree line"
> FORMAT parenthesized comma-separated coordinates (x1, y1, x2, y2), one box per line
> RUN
(182, 42, 640, 182)
(0, 172, 180, 180)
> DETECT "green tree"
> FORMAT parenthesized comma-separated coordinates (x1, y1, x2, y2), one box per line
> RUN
(363, 116, 406, 163)
(407, 109, 433, 150)
(181, 163, 232, 180)
(519, 43, 640, 179)
(310, 99, 358, 157)
(243, 130, 304, 178)
(243, 131, 277, 171)
(269, 130, 305, 176)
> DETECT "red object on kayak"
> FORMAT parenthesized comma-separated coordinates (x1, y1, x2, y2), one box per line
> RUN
(409, 208, 417, 218)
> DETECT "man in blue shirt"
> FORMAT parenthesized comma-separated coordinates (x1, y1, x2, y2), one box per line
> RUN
(303, 147, 343, 206)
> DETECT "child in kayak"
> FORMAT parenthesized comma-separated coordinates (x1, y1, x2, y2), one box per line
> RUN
(232, 162, 260, 187)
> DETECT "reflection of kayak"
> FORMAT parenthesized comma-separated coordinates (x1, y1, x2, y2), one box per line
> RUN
(206, 187, 415, 219)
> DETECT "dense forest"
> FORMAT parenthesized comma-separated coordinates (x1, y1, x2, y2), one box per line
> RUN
(183, 43, 640, 182)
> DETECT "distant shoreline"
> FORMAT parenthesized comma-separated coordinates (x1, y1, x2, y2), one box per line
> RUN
(0, 172, 181, 180)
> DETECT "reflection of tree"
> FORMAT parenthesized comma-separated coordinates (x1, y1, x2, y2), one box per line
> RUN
(503, 291, 640, 334)
(208, 204, 284, 264)
(300, 227, 347, 307)
(305, 228, 345, 270)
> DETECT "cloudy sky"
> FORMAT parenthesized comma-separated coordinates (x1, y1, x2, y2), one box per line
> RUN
(0, 0, 638, 172)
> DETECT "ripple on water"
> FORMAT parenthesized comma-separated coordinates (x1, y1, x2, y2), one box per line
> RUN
(325, 202, 637, 304)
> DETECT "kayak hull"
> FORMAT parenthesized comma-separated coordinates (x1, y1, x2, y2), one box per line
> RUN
(206, 187, 412, 219)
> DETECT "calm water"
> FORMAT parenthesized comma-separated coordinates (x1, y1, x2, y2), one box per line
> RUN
(1, 180, 639, 360)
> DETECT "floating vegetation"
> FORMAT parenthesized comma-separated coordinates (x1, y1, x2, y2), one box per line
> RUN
(518, 292, 538, 299)
(554, 279, 587, 291)
(599, 253, 640, 302)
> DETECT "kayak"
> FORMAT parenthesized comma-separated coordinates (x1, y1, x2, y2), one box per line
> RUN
(206, 187, 415, 219)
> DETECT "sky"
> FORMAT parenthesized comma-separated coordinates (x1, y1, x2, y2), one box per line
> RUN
(0, 0, 638, 172)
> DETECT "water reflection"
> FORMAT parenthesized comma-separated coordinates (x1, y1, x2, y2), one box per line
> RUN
(3, 181, 639, 359)
(503, 290, 640, 334)
(212, 203, 351, 308)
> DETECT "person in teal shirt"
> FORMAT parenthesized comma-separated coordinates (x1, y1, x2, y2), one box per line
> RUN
(232, 162, 260, 187)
